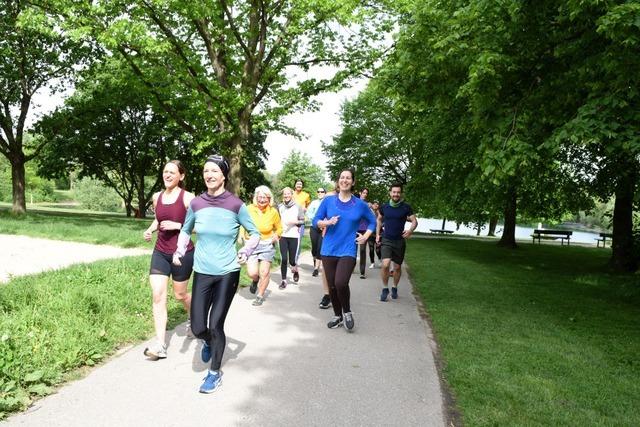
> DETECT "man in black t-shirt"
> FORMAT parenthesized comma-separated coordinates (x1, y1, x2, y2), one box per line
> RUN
(376, 183, 418, 301)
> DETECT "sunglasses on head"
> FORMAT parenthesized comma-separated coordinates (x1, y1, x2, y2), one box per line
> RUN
(317, 190, 325, 193)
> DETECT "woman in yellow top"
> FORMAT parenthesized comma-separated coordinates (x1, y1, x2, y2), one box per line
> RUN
(292, 178, 311, 209)
(246, 185, 282, 306)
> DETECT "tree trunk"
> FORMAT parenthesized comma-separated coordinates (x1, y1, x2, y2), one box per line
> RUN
(498, 184, 517, 248)
(441, 218, 446, 230)
(10, 154, 26, 214)
(137, 174, 147, 219)
(609, 168, 637, 272)
(476, 222, 481, 236)
(227, 108, 251, 195)
(487, 216, 498, 236)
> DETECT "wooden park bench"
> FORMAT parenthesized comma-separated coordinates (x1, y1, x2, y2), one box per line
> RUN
(596, 232, 613, 248)
(429, 229, 454, 235)
(532, 229, 572, 246)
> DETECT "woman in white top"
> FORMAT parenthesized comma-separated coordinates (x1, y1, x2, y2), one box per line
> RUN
(278, 187, 305, 289)
(306, 187, 326, 277)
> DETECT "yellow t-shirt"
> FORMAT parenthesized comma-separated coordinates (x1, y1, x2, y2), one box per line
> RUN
(293, 190, 311, 209)
(246, 204, 282, 241)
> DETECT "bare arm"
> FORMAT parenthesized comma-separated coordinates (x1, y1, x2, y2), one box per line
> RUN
(402, 215, 418, 239)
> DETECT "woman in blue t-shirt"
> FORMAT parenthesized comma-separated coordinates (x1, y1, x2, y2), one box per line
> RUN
(312, 168, 376, 332)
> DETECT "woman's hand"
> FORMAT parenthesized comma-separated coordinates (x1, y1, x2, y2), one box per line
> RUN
(159, 220, 181, 231)
(172, 253, 182, 266)
(143, 229, 153, 241)
(324, 216, 340, 227)
(355, 233, 368, 245)
(237, 251, 248, 264)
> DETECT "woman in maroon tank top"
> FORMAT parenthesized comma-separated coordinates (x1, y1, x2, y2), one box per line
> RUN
(142, 160, 195, 360)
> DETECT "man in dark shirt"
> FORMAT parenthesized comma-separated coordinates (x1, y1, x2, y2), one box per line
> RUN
(376, 183, 418, 301)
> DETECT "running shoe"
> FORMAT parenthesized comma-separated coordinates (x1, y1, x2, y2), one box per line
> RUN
(360, 274, 366, 279)
(391, 287, 398, 299)
(143, 342, 167, 360)
(186, 319, 194, 338)
(279, 280, 287, 289)
(369, 263, 375, 269)
(318, 294, 331, 309)
(312, 268, 319, 277)
(380, 288, 390, 302)
(249, 280, 258, 294)
(327, 316, 343, 329)
(201, 341, 211, 363)
(343, 312, 355, 331)
(252, 296, 265, 306)
(199, 370, 222, 394)
(293, 270, 300, 283)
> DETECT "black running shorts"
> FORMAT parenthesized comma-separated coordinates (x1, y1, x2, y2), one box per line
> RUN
(149, 248, 194, 282)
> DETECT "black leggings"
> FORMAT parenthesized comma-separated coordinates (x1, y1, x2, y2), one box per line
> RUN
(310, 226, 323, 260)
(190, 270, 240, 371)
(359, 234, 377, 274)
(279, 237, 298, 279)
(322, 256, 356, 316)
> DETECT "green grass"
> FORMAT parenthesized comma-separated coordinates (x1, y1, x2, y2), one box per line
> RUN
(0, 208, 307, 418)
(0, 208, 150, 248)
(406, 239, 640, 426)
(0, 256, 189, 418)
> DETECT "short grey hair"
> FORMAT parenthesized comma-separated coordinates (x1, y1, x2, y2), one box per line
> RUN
(253, 185, 274, 206)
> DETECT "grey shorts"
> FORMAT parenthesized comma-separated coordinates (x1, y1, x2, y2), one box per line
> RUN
(380, 237, 406, 265)
(248, 241, 276, 263)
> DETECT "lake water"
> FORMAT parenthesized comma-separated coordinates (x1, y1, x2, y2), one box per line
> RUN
(415, 218, 603, 245)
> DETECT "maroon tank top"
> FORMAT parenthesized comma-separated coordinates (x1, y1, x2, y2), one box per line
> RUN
(154, 189, 194, 254)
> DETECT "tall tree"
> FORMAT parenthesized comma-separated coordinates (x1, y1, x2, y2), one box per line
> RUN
(0, 0, 86, 213)
(36, 59, 186, 217)
(549, 2, 640, 271)
(275, 150, 327, 199)
(64, 0, 394, 194)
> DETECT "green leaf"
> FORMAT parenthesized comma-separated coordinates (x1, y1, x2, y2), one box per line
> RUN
(23, 371, 44, 383)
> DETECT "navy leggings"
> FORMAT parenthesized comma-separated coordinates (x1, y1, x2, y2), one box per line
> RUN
(322, 256, 356, 317)
(190, 270, 240, 370)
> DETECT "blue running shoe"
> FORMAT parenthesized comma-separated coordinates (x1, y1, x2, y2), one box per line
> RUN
(380, 288, 389, 302)
(201, 341, 211, 363)
(199, 370, 222, 394)
(391, 287, 398, 299)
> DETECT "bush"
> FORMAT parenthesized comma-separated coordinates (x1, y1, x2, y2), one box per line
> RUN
(73, 178, 122, 213)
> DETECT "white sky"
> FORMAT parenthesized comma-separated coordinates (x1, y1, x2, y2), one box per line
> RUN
(263, 79, 367, 176)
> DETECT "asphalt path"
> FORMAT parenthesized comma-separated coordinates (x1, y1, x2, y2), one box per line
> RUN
(3, 251, 445, 427)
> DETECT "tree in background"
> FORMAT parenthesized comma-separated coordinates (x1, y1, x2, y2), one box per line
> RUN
(326, 85, 413, 204)
(274, 150, 327, 201)
(0, 0, 88, 214)
(36, 59, 186, 217)
(61, 0, 395, 194)
(547, 2, 640, 271)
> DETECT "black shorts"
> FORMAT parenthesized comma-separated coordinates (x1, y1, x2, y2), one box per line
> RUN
(380, 237, 406, 265)
(149, 249, 194, 282)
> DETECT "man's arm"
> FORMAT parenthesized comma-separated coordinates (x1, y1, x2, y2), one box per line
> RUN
(376, 212, 383, 243)
(402, 214, 418, 239)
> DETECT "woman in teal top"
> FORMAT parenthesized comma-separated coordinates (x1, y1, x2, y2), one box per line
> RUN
(174, 154, 260, 394)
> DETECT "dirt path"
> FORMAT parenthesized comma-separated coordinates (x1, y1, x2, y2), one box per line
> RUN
(0, 234, 150, 283)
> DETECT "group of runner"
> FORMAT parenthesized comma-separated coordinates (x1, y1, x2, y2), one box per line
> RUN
(142, 158, 417, 394)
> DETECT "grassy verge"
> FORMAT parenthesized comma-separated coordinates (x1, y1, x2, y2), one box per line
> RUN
(0, 208, 150, 248)
(406, 239, 640, 426)
(0, 256, 190, 418)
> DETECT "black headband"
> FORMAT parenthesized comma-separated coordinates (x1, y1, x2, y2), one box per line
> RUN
(206, 154, 230, 179)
